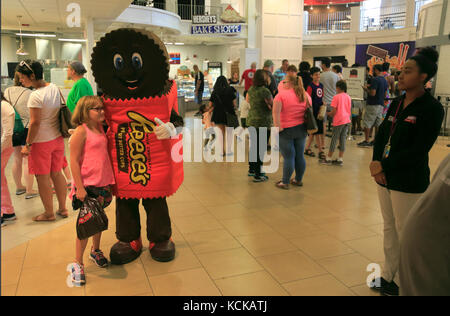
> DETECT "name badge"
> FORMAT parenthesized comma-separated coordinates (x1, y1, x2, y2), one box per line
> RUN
(404, 116, 417, 124)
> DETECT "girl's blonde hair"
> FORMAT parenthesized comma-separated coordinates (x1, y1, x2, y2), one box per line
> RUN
(71, 96, 103, 126)
(285, 74, 306, 103)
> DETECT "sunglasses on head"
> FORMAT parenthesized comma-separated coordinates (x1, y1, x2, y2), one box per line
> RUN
(19, 60, 34, 74)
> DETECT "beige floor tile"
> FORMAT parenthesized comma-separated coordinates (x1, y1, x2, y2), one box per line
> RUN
(1, 284, 18, 296)
(257, 251, 327, 284)
(291, 207, 347, 225)
(290, 234, 355, 260)
(140, 238, 202, 277)
(169, 201, 209, 218)
(16, 262, 85, 296)
(340, 210, 384, 226)
(84, 260, 151, 296)
(317, 219, 377, 241)
(173, 213, 223, 234)
(254, 207, 303, 227)
(215, 271, 289, 296)
(197, 193, 238, 207)
(368, 224, 384, 236)
(317, 253, 372, 288)
(345, 236, 385, 263)
(149, 268, 221, 296)
(0, 241, 28, 260)
(184, 229, 241, 254)
(270, 221, 323, 239)
(350, 284, 382, 296)
(1, 257, 24, 287)
(283, 274, 355, 296)
(236, 233, 296, 257)
(220, 216, 275, 237)
(207, 203, 256, 220)
(197, 248, 264, 280)
(22, 237, 75, 269)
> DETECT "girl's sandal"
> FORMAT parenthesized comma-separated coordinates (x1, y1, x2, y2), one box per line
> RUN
(290, 179, 303, 187)
(304, 149, 315, 157)
(33, 213, 56, 222)
(275, 181, 289, 190)
(318, 152, 326, 160)
(56, 210, 69, 218)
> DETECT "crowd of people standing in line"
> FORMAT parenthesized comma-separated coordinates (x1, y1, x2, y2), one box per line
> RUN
(1, 46, 448, 294)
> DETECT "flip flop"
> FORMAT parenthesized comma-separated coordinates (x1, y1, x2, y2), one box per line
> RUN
(32, 214, 56, 222)
(275, 181, 289, 190)
(56, 210, 69, 218)
(16, 188, 26, 195)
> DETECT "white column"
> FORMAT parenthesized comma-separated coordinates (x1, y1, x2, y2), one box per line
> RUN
(350, 6, 361, 33)
(83, 16, 97, 95)
(405, 0, 416, 28)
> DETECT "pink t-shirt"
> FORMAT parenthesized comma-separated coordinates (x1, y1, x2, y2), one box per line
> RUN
(274, 89, 311, 129)
(331, 92, 352, 127)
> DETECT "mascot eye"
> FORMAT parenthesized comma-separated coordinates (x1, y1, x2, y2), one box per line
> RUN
(113, 54, 124, 70)
(132, 53, 143, 70)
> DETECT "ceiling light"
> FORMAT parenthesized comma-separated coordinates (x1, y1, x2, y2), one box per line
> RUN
(58, 38, 86, 42)
(204, 58, 209, 63)
(16, 33, 56, 37)
(227, 58, 232, 64)
(16, 15, 29, 56)
(174, 42, 184, 45)
(164, 42, 173, 45)
(327, 4, 330, 9)
(310, 6, 313, 10)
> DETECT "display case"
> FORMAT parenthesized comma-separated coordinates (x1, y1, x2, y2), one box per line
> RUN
(176, 79, 211, 102)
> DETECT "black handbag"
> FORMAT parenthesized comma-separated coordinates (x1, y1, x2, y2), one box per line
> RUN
(215, 93, 240, 128)
(75, 197, 109, 240)
(304, 94, 318, 134)
(58, 90, 74, 138)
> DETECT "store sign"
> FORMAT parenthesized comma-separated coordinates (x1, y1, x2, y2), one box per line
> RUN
(191, 25, 241, 35)
(192, 15, 217, 24)
(355, 41, 415, 73)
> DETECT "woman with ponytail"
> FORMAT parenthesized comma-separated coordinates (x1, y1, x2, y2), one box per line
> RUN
(369, 47, 444, 296)
(273, 68, 311, 189)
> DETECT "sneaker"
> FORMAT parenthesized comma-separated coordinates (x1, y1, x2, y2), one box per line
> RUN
(248, 172, 255, 177)
(357, 141, 372, 147)
(319, 159, 332, 165)
(332, 159, 343, 166)
(1, 217, 6, 227)
(70, 263, 86, 285)
(253, 175, 268, 182)
(89, 249, 109, 268)
(2, 213, 16, 221)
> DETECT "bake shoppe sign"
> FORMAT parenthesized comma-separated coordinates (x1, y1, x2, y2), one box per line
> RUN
(191, 24, 242, 35)
(192, 15, 217, 24)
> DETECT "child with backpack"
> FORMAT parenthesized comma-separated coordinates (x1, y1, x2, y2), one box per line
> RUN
(68, 96, 115, 286)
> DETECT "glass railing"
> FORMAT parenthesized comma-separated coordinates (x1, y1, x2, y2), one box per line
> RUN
(177, 4, 223, 21)
(360, 5, 406, 31)
(305, 10, 351, 34)
(414, 0, 433, 26)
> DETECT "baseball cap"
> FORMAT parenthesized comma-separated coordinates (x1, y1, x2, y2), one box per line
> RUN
(264, 60, 274, 68)
(69, 61, 87, 75)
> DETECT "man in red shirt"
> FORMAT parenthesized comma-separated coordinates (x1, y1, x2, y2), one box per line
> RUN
(239, 62, 257, 95)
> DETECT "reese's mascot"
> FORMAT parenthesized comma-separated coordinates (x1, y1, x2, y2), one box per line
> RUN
(91, 29, 184, 264)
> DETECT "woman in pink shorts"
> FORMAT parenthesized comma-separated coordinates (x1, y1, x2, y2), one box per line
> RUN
(17, 60, 68, 221)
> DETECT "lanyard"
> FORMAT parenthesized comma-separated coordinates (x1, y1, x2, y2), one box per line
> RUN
(389, 99, 403, 138)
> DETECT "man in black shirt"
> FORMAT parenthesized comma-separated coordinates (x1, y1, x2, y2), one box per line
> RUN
(263, 60, 278, 97)
(193, 65, 205, 116)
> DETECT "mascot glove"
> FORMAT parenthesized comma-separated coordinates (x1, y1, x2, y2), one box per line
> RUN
(154, 117, 177, 140)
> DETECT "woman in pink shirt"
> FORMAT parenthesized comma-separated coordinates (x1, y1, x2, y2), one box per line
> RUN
(273, 74, 311, 189)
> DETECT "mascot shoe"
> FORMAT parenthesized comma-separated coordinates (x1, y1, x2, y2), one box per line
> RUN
(110, 238, 143, 265)
(149, 239, 175, 262)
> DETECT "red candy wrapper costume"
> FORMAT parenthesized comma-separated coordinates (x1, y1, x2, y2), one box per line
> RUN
(103, 82, 183, 199)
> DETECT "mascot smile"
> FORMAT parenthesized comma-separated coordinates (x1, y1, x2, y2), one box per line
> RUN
(91, 28, 184, 264)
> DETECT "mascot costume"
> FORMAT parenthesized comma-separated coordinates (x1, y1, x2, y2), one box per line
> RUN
(91, 29, 184, 264)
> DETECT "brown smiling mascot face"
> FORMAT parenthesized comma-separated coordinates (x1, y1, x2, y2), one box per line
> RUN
(91, 28, 171, 99)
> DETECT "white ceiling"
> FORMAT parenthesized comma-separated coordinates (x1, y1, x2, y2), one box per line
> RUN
(1, 0, 132, 33)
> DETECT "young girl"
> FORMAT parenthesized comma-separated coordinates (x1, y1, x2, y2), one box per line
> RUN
(320, 80, 352, 166)
(68, 96, 115, 286)
(202, 102, 215, 150)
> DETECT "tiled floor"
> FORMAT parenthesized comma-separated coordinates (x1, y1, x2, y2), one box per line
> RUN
(1, 114, 449, 296)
